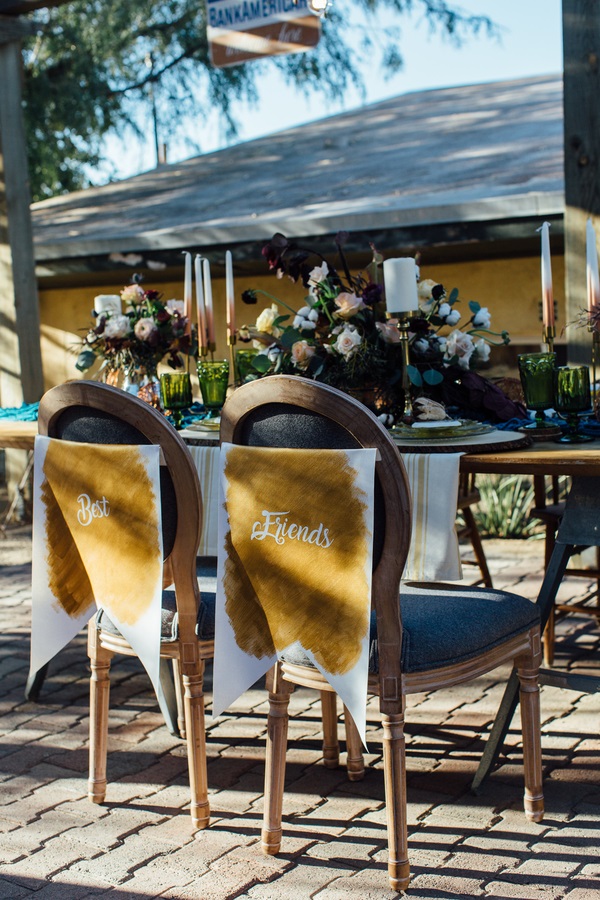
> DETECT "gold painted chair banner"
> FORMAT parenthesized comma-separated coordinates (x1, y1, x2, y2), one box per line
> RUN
(30, 436, 163, 694)
(213, 443, 377, 744)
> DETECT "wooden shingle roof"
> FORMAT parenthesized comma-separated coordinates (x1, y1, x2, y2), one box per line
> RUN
(31, 74, 563, 271)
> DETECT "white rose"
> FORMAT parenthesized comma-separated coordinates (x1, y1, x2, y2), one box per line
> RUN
(134, 317, 158, 342)
(472, 307, 491, 329)
(308, 261, 329, 286)
(334, 326, 362, 358)
(445, 329, 475, 369)
(256, 304, 280, 335)
(417, 279, 438, 302)
(166, 299, 185, 316)
(103, 315, 131, 339)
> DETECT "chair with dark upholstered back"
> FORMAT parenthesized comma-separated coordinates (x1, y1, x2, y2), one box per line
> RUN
(37, 380, 214, 830)
(220, 374, 544, 893)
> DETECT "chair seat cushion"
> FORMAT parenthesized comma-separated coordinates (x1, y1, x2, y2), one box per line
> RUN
(281, 584, 540, 674)
(96, 559, 217, 644)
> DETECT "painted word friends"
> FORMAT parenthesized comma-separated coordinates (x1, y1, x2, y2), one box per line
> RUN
(250, 510, 332, 547)
(77, 493, 110, 527)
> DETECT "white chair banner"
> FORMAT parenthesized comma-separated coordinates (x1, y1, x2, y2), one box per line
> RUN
(213, 443, 377, 745)
(31, 436, 163, 695)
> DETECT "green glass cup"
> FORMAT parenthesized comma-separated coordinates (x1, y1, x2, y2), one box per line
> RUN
(235, 348, 258, 384)
(553, 366, 593, 443)
(517, 352, 556, 430)
(160, 372, 193, 430)
(197, 359, 230, 417)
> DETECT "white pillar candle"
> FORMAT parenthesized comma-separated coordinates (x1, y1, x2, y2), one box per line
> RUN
(195, 255, 208, 354)
(203, 258, 215, 347)
(540, 221, 555, 328)
(383, 257, 418, 314)
(182, 251, 192, 336)
(225, 250, 236, 340)
(93, 294, 122, 316)
(587, 218, 600, 315)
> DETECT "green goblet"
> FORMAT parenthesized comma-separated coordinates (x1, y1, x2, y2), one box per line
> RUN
(197, 359, 230, 418)
(160, 372, 192, 430)
(235, 348, 258, 385)
(517, 352, 556, 431)
(553, 366, 593, 444)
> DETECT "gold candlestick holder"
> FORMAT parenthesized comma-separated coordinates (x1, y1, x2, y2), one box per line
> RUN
(388, 311, 413, 423)
(543, 324, 555, 353)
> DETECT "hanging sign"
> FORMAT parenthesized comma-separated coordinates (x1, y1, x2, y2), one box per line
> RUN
(206, 0, 321, 68)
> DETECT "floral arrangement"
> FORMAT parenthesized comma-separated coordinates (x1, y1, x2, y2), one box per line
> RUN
(76, 279, 192, 379)
(406, 279, 510, 391)
(239, 233, 511, 421)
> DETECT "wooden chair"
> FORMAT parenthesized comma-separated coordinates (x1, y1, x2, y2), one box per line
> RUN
(530, 474, 600, 665)
(456, 471, 494, 587)
(220, 374, 544, 893)
(37, 381, 214, 830)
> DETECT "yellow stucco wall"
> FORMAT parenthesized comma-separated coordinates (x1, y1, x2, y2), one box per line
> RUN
(37, 252, 568, 390)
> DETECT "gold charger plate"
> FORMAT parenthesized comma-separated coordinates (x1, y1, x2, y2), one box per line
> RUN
(391, 420, 495, 442)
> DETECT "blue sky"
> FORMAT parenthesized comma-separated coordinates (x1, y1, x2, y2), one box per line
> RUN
(104, 0, 563, 180)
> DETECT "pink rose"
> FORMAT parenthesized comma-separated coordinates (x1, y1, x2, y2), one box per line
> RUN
(291, 340, 316, 369)
(334, 292, 366, 319)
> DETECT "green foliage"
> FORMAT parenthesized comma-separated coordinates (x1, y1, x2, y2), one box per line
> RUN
(22, 0, 497, 201)
(471, 475, 543, 540)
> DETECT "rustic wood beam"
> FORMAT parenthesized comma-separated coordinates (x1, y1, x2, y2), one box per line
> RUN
(563, 0, 600, 363)
(0, 31, 44, 405)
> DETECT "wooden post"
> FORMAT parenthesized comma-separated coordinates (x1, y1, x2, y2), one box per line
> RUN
(563, 0, 600, 364)
(0, 15, 44, 407)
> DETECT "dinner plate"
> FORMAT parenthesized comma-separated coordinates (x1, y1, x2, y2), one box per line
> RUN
(390, 420, 495, 441)
(186, 417, 221, 432)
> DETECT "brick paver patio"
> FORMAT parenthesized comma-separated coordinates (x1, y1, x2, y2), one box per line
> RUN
(1, 528, 600, 898)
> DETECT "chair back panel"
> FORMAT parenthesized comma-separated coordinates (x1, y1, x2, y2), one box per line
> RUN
(50, 405, 178, 558)
(220, 376, 412, 689)
(238, 402, 386, 567)
(37, 382, 202, 627)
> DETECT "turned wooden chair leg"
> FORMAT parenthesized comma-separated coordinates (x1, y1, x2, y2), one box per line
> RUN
(182, 660, 210, 830)
(172, 658, 186, 739)
(321, 690, 340, 769)
(343, 705, 365, 781)
(87, 621, 113, 805)
(262, 663, 294, 856)
(382, 710, 410, 893)
(516, 632, 544, 823)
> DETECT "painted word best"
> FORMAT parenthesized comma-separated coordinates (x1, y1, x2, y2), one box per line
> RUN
(77, 493, 110, 526)
(251, 510, 333, 547)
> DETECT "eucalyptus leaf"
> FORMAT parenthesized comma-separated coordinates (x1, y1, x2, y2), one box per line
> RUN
(468, 300, 481, 314)
(448, 287, 459, 306)
(407, 364, 423, 387)
(423, 369, 444, 385)
(252, 354, 273, 373)
(75, 350, 96, 372)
